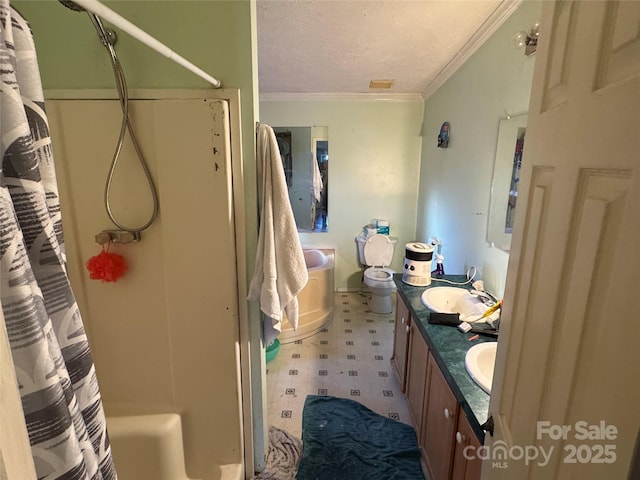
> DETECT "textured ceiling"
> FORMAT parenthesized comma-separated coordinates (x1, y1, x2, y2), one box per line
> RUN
(257, 0, 506, 95)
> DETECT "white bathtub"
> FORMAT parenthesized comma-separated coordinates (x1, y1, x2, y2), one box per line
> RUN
(107, 414, 242, 480)
(280, 248, 335, 343)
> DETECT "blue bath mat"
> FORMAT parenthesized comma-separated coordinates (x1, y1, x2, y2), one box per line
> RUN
(296, 395, 424, 480)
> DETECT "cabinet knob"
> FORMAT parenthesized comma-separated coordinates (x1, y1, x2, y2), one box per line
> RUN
(456, 432, 465, 444)
(405, 325, 410, 333)
(444, 408, 453, 419)
(401, 317, 406, 325)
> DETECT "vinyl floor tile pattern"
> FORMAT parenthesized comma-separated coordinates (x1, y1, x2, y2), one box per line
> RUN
(266, 292, 414, 439)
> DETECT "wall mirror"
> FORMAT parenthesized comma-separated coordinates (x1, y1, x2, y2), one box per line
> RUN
(273, 126, 328, 232)
(487, 114, 527, 251)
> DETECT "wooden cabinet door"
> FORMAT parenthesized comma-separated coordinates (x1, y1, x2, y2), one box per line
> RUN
(451, 411, 482, 480)
(405, 323, 429, 437)
(423, 352, 458, 480)
(391, 297, 411, 391)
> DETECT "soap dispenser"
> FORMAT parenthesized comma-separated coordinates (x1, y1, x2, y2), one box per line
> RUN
(432, 254, 445, 276)
(429, 237, 445, 276)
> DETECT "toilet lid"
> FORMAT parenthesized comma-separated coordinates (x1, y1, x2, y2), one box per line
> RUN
(363, 234, 394, 267)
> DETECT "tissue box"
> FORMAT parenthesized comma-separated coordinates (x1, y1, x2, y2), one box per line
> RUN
(376, 219, 390, 235)
(363, 224, 377, 237)
(364, 221, 390, 236)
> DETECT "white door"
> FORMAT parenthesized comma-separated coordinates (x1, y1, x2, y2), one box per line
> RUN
(485, 1, 640, 479)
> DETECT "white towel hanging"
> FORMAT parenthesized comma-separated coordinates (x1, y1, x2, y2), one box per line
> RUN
(311, 152, 323, 202)
(248, 123, 308, 345)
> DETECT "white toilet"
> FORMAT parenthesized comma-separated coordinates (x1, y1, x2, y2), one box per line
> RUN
(356, 233, 397, 314)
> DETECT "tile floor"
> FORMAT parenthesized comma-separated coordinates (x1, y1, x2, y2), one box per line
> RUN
(266, 291, 414, 439)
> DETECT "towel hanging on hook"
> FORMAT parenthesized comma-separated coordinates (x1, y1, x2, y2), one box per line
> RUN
(248, 123, 308, 345)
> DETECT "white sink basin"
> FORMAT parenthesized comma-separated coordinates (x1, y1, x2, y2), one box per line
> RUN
(421, 287, 499, 323)
(421, 286, 470, 313)
(465, 342, 497, 394)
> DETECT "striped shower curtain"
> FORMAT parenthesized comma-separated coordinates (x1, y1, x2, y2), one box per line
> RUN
(0, 2, 116, 479)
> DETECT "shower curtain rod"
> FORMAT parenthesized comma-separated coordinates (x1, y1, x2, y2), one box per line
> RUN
(71, 0, 222, 88)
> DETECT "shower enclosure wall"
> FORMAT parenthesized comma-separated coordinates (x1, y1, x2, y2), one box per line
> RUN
(47, 91, 245, 480)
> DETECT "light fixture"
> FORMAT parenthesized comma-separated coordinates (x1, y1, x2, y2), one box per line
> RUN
(511, 21, 540, 56)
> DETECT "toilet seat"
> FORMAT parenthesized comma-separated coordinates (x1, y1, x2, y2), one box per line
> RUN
(364, 267, 395, 289)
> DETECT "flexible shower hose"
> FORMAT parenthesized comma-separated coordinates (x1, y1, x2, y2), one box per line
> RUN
(89, 13, 159, 233)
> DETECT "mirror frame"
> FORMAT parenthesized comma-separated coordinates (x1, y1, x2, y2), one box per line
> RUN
(487, 113, 527, 251)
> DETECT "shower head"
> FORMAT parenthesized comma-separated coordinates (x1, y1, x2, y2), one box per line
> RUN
(59, 0, 85, 12)
(59, 0, 117, 47)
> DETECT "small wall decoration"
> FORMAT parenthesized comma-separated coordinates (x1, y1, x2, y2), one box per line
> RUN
(438, 121, 450, 148)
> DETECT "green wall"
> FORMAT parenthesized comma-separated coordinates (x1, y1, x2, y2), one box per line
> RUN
(13, 0, 258, 224)
(417, 0, 542, 297)
(14, 0, 252, 89)
(261, 97, 424, 291)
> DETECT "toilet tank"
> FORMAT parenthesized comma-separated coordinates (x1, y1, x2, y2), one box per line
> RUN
(356, 234, 367, 264)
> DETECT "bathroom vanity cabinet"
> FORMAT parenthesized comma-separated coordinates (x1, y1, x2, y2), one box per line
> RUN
(393, 290, 486, 480)
(422, 349, 482, 480)
(422, 350, 459, 479)
(451, 409, 483, 480)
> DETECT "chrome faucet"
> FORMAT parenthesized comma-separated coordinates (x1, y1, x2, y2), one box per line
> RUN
(469, 289, 497, 307)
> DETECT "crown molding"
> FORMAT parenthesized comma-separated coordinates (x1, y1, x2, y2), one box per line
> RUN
(259, 92, 424, 103)
(421, 0, 523, 100)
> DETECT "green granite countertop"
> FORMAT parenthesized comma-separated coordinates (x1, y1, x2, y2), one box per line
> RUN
(393, 273, 496, 442)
